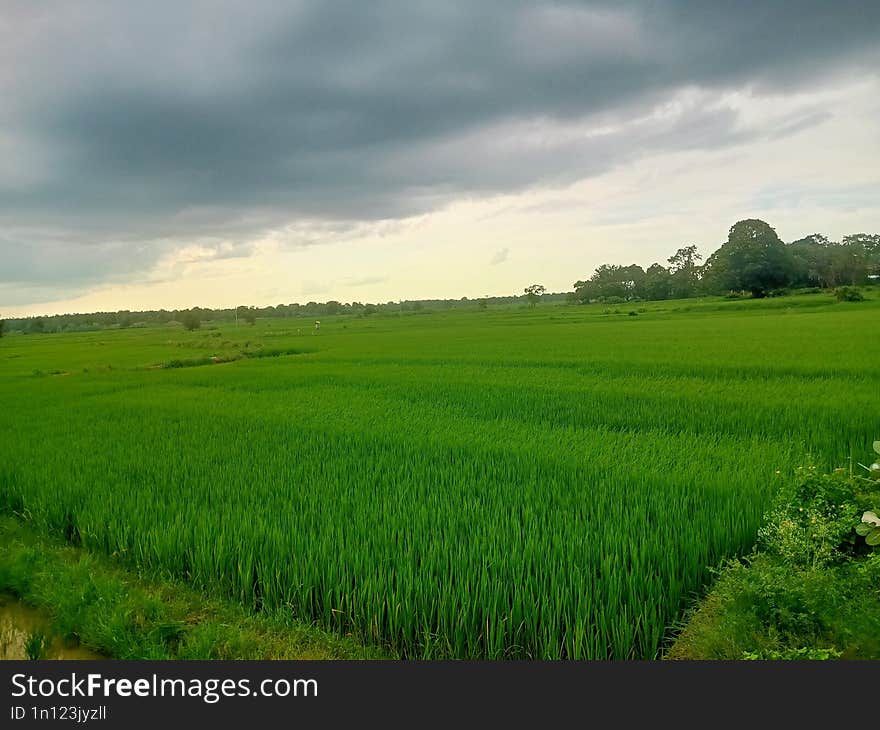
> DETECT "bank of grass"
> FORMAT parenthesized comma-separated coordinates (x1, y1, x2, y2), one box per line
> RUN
(0, 516, 389, 660)
(667, 460, 880, 660)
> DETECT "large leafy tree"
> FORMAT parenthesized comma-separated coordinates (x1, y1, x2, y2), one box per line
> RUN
(642, 263, 672, 301)
(842, 233, 880, 256)
(789, 234, 833, 287)
(703, 219, 793, 297)
(667, 244, 702, 298)
(788, 233, 879, 287)
(839, 234, 880, 283)
(574, 264, 645, 302)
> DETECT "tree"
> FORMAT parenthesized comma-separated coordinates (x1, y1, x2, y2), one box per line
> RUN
(842, 233, 880, 256)
(573, 264, 645, 302)
(524, 284, 546, 306)
(667, 244, 702, 298)
(0, 319, 4, 338)
(702, 219, 793, 297)
(619, 264, 647, 300)
(642, 263, 672, 301)
(786, 233, 880, 288)
(858, 234, 880, 278)
(667, 244, 701, 272)
(181, 311, 201, 331)
(236, 305, 257, 325)
(788, 234, 833, 287)
(838, 234, 879, 284)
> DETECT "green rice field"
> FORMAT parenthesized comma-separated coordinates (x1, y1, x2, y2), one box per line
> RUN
(1, 293, 878, 658)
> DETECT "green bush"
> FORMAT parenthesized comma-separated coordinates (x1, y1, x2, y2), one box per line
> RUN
(670, 445, 880, 659)
(758, 467, 880, 567)
(180, 312, 202, 330)
(834, 286, 864, 302)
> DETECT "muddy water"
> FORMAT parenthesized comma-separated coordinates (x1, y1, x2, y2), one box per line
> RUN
(0, 595, 104, 660)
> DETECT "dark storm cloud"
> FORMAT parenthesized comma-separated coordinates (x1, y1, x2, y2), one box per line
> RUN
(1, 0, 878, 292)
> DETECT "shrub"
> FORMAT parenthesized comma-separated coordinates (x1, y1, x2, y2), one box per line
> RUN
(834, 286, 864, 302)
(671, 445, 880, 659)
(181, 312, 201, 331)
(758, 466, 880, 568)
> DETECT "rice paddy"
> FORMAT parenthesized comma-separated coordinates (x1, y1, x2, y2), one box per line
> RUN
(1, 293, 877, 658)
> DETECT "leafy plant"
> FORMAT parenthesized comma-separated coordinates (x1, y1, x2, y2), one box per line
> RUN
(672, 448, 880, 660)
(834, 286, 864, 302)
(760, 446, 880, 568)
(855, 511, 880, 547)
(856, 442, 880, 482)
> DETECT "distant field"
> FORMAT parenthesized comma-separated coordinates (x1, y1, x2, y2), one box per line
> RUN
(1, 292, 878, 658)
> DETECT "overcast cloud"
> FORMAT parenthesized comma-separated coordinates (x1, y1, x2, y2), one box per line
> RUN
(1, 1, 879, 312)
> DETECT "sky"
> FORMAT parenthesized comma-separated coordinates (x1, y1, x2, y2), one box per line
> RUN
(2, 1, 879, 317)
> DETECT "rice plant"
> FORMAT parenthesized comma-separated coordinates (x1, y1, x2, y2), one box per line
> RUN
(1, 297, 878, 658)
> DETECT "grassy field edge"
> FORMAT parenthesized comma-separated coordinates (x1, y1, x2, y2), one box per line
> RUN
(666, 464, 880, 660)
(0, 516, 391, 660)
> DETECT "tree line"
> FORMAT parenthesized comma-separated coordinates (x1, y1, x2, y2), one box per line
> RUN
(573, 219, 879, 303)
(2, 218, 877, 336)
(1, 292, 571, 335)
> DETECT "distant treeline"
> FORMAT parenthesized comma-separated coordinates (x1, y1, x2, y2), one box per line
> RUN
(573, 219, 879, 303)
(1, 292, 570, 335)
(3, 218, 878, 335)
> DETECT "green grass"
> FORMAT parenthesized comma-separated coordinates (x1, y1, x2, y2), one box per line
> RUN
(667, 469, 880, 660)
(0, 517, 387, 659)
(1, 292, 878, 658)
